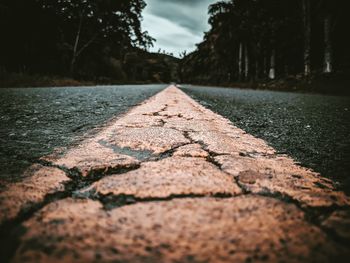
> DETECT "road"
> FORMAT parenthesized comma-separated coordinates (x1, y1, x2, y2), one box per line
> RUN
(182, 85, 350, 193)
(2, 84, 348, 193)
(0, 85, 165, 185)
(1, 86, 349, 262)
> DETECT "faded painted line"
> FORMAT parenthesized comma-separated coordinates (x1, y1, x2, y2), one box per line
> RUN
(1, 85, 350, 263)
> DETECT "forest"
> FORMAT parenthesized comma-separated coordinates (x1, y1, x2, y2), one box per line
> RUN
(180, 0, 350, 93)
(0, 0, 178, 86)
(1, 0, 349, 93)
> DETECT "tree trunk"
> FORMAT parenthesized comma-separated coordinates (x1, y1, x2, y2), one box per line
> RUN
(244, 45, 249, 80)
(255, 60, 259, 80)
(255, 42, 261, 80)
(302, 0, 311, 77)
(284, 64, 289, 76)
(70, 56, 77, 75)
(238, 42, 243, 81)
(323, 14, 333, 73)
(70, 15, 83, 75)
(263, 52, 267, 78)
(269, 49, 276, 80)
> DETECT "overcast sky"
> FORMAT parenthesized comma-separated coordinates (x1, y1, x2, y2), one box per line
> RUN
(142, 0, 217, 57)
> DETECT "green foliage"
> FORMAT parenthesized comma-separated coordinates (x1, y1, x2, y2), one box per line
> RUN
(0, 0, 155, 79)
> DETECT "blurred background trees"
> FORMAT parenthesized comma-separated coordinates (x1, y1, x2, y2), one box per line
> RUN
(0, 0, 178, 83)
(1, 0, 348, 91)
(181, 0, 350, 90)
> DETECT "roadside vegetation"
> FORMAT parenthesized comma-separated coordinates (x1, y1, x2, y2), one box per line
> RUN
(1, 0, 349, 94)
(0, 0, 178, 87)
(180, 0, 350, 95)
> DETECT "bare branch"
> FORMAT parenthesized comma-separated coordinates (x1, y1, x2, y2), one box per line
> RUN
(76, 32, 99, 58)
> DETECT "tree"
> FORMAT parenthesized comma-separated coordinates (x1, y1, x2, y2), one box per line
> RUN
(181, 0, 350, 86)
(302, 0, 311, 76)
(238, 42, 243, 81)
(40, 0, 153, 75)
(0, 0, 153, 79)
(323, 13, 332, 73)
(320, 0, 335, 74)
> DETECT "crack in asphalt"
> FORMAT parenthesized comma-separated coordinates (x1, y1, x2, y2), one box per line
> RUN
(1, 93, 350, 262)
(180, 128, 350, 245)
(98, 139, 153, 162)
(89, 192, 240, 211)
(0, 189, 69, 263)
(36, 158, 141, 185)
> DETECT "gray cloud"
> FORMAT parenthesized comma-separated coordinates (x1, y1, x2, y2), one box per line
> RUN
(142, 0, 217, 57)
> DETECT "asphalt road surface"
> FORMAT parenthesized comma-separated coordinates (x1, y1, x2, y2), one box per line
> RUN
(0, 85, 166, 184)
(1, 84, 349, 193)
(2, 86, 349, 263)
(182, 85, 350, 193)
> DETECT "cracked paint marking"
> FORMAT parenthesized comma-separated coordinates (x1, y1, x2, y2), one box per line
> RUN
(1, 85, 350, 263)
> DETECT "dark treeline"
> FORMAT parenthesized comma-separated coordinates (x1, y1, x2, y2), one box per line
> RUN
(0, 0, 178, 85)
(181, 0, 350, 92)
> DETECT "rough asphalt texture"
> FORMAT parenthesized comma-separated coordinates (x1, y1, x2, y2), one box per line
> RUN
(0, 86, 350, 262)
(0, 84, 165, 184)
(182, 86, 350, 194)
